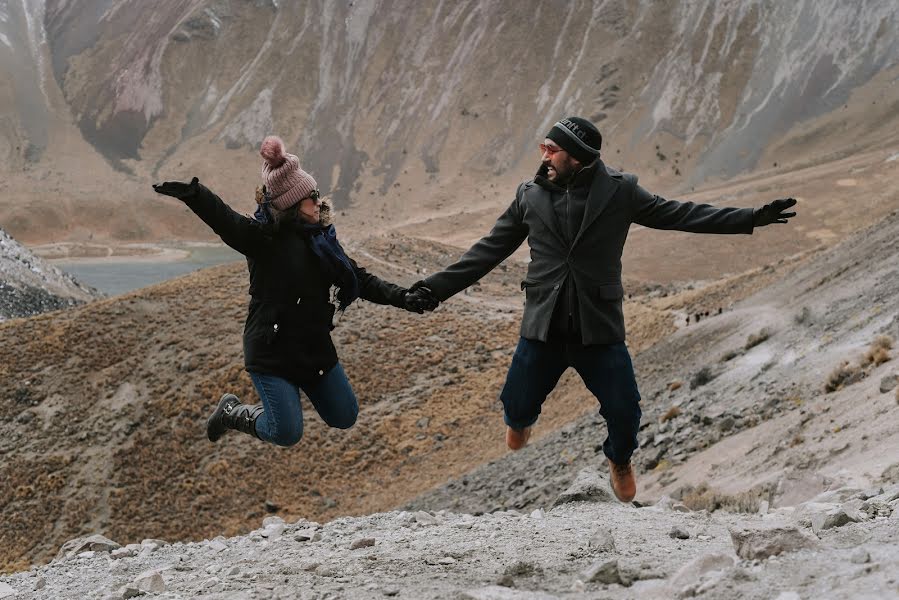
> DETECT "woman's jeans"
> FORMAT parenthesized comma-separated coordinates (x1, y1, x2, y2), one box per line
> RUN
(248, 363, 358, 446)
(500, 337, 642, 465)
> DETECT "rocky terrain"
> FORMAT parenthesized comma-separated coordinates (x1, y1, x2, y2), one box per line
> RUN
(0, 470, 896, 599)
(0, 226, 98, 320)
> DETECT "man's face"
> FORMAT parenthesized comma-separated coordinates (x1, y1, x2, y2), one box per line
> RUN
(540, 139, 580, 183)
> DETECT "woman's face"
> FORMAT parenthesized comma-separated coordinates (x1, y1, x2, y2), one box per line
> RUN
(299, 195, 321, 223)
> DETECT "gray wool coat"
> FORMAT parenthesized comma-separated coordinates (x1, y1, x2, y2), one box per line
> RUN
(422, 160, 756, 345)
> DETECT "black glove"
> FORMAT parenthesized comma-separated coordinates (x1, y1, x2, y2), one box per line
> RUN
(753, 198, 797, 227)
(403, 283, 439, 314)
(152, 177, 199, 199)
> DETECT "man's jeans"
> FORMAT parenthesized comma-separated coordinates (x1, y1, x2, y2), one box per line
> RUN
(249, 364, 358, 447)
(500, 337, 642, 465)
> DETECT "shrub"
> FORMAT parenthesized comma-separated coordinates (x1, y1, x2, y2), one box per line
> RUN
(863, 336, 893, 367)
(745, 328, 771, 350)
(722, 349, 741, 362)
(825, 361, 860, 393)
(825, 336, 894, 392)
(690, 367, 715, 389)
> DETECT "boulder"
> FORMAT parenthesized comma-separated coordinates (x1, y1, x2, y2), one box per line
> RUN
(55, 534, 121, 561)
(729, 525, 818, 559)
(553, 468, 614, 506)
(579, 558, 629, 586)
(879, 374, 898, 393)
(0, 582, 16, 599)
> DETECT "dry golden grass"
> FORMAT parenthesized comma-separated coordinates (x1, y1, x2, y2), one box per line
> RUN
(825, 361, 860, 393)
(863, 336, 893, 367)
(825, 335, 894, 393)
(660, 406, 681, 422)
(744, 328, 771, 350)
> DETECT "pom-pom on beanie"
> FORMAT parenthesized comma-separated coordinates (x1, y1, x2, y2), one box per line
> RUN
(259, 136, 318, 211)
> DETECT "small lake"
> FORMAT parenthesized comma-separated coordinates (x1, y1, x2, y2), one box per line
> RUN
(54, 245, 244, 296)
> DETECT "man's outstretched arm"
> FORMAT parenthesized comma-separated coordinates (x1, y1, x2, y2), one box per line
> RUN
(632, 183, 796, 234)
(421, 194, 528, 301)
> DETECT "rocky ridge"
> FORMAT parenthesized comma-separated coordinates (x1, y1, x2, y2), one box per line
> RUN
(0, 226, 98, 321)
(0, 471, 896, 599)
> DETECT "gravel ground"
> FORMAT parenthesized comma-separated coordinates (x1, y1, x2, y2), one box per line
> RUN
(1, 474, 896, 599)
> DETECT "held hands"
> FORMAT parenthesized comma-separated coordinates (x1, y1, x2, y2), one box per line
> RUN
(152, 177, 199, 199)
(402, 281, 439, 314)
(753, 198, 797, 227)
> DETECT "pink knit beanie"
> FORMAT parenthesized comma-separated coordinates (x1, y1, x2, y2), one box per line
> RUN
(259, 136, 318, 211)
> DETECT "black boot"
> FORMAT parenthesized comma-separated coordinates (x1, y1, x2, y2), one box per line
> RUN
(207, 393, 265, 442)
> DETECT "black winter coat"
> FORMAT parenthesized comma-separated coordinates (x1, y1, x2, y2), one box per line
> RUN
(178, 181, 407, 386)
(423, 160, 755, 345)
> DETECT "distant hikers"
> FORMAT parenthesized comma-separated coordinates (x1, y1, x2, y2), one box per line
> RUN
(153, 136, 436, 446)
(411, 116, 796, 503)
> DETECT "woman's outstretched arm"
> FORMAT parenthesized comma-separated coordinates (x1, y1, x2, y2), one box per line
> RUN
(153, 178, 270, 257)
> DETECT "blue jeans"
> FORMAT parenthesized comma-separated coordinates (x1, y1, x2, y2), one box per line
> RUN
(500, 337, 642, 465)
(249, 363, 358, 447)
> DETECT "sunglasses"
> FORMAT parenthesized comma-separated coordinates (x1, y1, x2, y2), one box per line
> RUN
(539, 143, 563, 156)
(307, 189, 321, 202)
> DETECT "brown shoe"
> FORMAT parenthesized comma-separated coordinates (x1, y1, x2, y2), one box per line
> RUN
(608, 459, 637, 502)
(505, 426, 532, 450)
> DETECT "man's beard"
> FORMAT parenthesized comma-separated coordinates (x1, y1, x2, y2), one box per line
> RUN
(545, 161, 575, 185)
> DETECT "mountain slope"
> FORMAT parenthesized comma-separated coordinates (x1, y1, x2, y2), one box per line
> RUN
(1, 0, 897, 244)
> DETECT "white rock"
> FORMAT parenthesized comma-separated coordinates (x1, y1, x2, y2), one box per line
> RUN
(55, 534, 121, 561)
(668, 553, 734, 590)
(461, 586, 560, 599)
(140, 538, 168, 549)
(553, 468, 614, 506)
(587, 528, 616, 552)
(413, 511, 439, 526)
(0, 582, 16, 599)
(775, 592, 801, 600)
(262, 516, 285, 528)
(350, 537, 376, 550)
(729, 525, 818, 559)
(132, 569, 166, 593)
(261, 523, 285, 540)
(530, 508, 545, 519)
(579, 558, 624, 585)
(207, 540, 228, 552)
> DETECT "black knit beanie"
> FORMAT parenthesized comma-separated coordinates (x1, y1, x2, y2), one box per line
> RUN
(546, 117, 602, 164)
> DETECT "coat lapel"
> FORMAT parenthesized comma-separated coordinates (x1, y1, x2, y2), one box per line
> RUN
(571, 160, 619, 249)
(523, 182, 568, 248)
